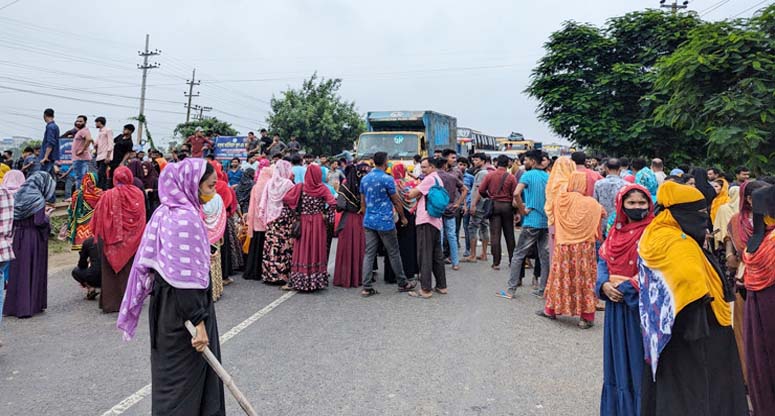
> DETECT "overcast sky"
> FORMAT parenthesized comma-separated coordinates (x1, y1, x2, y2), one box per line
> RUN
(0, 0, 766, 150)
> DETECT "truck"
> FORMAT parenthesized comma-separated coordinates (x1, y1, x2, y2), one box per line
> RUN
(356, 111, 457, 166)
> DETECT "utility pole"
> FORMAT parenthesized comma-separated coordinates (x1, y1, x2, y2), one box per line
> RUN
(660, 0, 689, 14)
(184, 68, 200, 123)
(191, 104, 212, 120)
(137, 34, 160, 144)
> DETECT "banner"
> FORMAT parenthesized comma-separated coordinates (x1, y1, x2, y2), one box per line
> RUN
(213, 136, 247, 162)
(59, 138, 73, 164)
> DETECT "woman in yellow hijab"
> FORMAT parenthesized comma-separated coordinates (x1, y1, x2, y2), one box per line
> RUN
(0, 164, 9, 182)
(637, 181, 746, 416)
(709, 178, 730, 224)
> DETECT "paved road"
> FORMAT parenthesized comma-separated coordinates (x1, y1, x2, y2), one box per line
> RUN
(1, 242, 604, 416)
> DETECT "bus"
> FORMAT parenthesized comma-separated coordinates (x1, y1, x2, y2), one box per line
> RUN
(456, 127, 498, 157)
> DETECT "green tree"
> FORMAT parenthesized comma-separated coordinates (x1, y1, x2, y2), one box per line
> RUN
(174, 117, 239, 140)
(648, 5, 775, 173)
(526, 10, 703, 161)
(266, 73, 365, 155)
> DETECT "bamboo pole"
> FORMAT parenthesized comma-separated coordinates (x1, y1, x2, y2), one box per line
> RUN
(185, 320, 258, 416)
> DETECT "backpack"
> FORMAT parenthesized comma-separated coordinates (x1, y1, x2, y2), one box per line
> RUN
(425, 177, 450, 218)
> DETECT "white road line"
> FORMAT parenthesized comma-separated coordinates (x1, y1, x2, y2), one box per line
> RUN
(99, 290, 296, 416)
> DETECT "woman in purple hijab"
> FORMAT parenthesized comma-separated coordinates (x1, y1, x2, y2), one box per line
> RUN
(117, 158, 225, 415)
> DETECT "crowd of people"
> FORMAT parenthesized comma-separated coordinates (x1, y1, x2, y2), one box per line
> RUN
(0, 108, 774, 415)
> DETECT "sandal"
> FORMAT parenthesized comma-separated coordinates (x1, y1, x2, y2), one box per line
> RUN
(86, 289, 99, 301)
(496, 290, 514, 299)
(280, 284, 294, 291)
(434, 287, 448, 295)
(408, 290, 433, 299)
(398, 281, 417, 292)
(360, 288, 379, 298)
(460, 257, 476, 263)
(491, 264, 500, 271)
(578, 320, 594, 330)
(535, 310, 556, 320)
(451, 265, 460, 271)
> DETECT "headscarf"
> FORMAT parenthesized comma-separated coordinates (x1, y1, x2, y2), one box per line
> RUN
(215, 180, 237, 215)
(743, 185, 775, 291)
(729, 181, 768, 253)
(544, 157, 577, 227)
(117, 159, 211, 340)
(91, 167, 145, 273)
(140, 161, 159, 190)
(391, 163, 416, 211)
(339, 164, 363, 212)
(258, 160, 294, 225)
(712, 185, 739, 245)
(283, 163, 336, 209)
(690, 167, 716, 208)
(709, 178, 730, 223)
(67, 172, 103, 250)
(236, 167, 255, 213)
(599, 184, 654, 281)
(254, 158, 270, 180)
(247, 166, 273, 232)
(553, 170, 604, 244)
(154, 157, 167, 172)
(202, 193, 226, 244)
(1, 170, 25, 195)
(635, 167, 658, 200)
(0, 164, 9, 181)
(14, 171, 55, 220)
(638, 181, 731, 380)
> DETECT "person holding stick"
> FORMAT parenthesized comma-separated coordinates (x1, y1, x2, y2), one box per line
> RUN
(116, 158, 225, 415)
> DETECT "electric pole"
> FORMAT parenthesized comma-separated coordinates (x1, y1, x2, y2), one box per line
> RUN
(184, 68, 200, 123)
(191, 104, 212, 120)
(137, 34, 160, 145)
(660, 0, 689, 14)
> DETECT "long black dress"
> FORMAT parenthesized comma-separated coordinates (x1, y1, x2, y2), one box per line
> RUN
(640, 297, 747, 416)
(149, 272, 225, 416)
(383, 208, 419, 283)
(242, 230, 265, 280)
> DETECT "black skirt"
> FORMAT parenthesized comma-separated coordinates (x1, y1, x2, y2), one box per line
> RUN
(149, 272, 225, 416)
(243, 230, 265, 280)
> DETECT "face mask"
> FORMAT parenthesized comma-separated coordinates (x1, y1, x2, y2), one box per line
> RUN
(200, 192, 215, 204)
(623, 207, 649, 221)
(671, 209, 709, 246)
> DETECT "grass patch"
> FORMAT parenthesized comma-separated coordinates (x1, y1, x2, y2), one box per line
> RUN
(48, 215, 73, 254)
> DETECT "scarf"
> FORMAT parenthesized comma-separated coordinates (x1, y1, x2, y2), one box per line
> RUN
(259, 160, 294, 225)
(729, 181, 769, 253)
(236, 167, 255, 213)
(544, 157, 577, 227)
(713, 185, 739, 245)
(254, 158, 270, 180)
(201, 193, 226, 244)
(67, 172, 103, 250)
(709, 178, 730, 223)
(127, 160, 143, 183)
(339, 164, 363, 212)
(140, 161, 158, 190)
(0, 164, 9, 181)
(554, 171, 603, 244)
(215, 180, 237, 216)
(690, 167, 716, 208)
(90, 167, 146, 273)
(247, 167, 273, 232)
(635, 167, 658, 200)
(599, 184, 654, 281)
(1, 170, 25, 195)
(117, 159, 210, 340)
(154, 157, 167, 172)
(638, 181, 731, 380)
(14, 171, 55, 220)
(744, 185, 775, 291)
(283, 163, 336, 209)
(0, 188, 15, 263)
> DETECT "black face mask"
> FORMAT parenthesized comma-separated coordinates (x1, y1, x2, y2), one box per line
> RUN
(623, 208, 649, 221)
(669, 200, 710, 246)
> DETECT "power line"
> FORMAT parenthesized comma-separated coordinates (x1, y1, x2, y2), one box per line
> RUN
(136, 34, 161, 143)
(0, 0, 22, 11)
(733, 0, 771, 16)
(700, 0, 732, 16)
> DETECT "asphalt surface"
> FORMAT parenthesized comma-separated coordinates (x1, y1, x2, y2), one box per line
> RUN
(0, 239, 604, 416)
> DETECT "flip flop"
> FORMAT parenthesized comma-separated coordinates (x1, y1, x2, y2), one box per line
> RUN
(408, 290, 433, 299)
(496, 290, 513, 299)
(434, 287, 448, 295)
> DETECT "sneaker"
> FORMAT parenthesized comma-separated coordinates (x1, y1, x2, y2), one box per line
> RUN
(531, 289, 544, 299)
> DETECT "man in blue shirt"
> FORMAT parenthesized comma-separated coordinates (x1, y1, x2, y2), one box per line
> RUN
(359, 151, 417, 296)
(39, 108, 60, 179)
(503, 150, 551, 298)
(290, 154, 306, 184)
(227, 157, 243, 187)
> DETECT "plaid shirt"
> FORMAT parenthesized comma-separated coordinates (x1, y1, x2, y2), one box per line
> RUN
(0, 189, 15, 262)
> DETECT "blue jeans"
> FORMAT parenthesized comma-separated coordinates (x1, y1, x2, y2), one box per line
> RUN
(72, 160, 89, 190)
(0, 262, 7, 326)
(440, 216, 459, 266)
(462, 213, 471, 255)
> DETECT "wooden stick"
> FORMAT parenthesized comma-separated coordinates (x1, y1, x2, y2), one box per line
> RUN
(185, 320, 258, 416)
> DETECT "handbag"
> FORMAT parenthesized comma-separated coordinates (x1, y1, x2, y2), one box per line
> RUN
(290, 191, 304, 239)
(483, 173, 509, 219)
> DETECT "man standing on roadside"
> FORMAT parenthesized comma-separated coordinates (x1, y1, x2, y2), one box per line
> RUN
(477, 155, 517, 270)
(71, 115, 93, 191)
(593, 158, 627, 220)
(571, 151, 601, 197)
(246, 131, 260, 158)
(94, 116, 113, 190)
(438, 150, 467, 270)
(502, 149, 550, 298)
(466, 153, 493, 263)
(731, 166, 750, 187)
(258, 129, 272, 154)
(404, 157, 447, 298)
(39, 108, 60, 180)
(359, 151, 417, 297)
(185, 127, 213, 158)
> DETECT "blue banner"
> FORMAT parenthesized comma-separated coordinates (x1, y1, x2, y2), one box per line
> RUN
(59, 138, 73, 162)
(213, 136, 247, 162)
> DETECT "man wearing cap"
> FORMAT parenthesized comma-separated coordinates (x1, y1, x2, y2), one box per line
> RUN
(185, 127, 214, 158)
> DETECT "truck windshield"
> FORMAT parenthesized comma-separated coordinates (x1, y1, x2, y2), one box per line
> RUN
(358, 133, 419, 159)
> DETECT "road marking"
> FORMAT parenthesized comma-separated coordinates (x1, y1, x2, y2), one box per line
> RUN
(99, 290, 296, 416)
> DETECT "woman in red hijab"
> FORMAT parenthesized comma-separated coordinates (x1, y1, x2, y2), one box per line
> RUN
(283, 164, 336, 292)
(90, 166, 146, 313)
